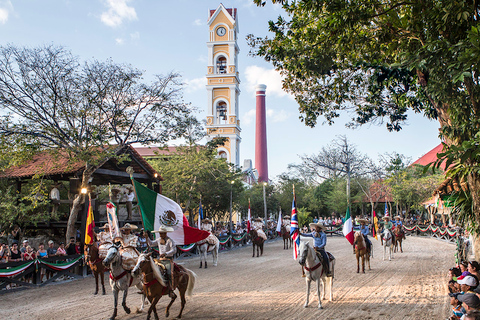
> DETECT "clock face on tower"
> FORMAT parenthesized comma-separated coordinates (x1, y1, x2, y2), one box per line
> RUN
(216, 27, 226, 36)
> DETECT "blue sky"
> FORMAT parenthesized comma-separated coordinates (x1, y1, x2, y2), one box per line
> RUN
(0, 0, 441, 179)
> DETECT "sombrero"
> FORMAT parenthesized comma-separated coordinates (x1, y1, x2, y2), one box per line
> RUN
(201, 218, 212, 224)
(120, 223, 138, 230)
(309, 222, 326, 231)
(382, 216, 391, 220)
(357, 218, 368, 224)
(394, 216, 403, 220)
(254, 217, 263, 222)
(152, 225, 174, 233)
(99, 223, 110, 229)
(283, 215, 291, 219)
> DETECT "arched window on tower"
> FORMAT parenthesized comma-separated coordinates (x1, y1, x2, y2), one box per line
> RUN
(218, 151, 227, 159)
(216, 101, 228, 124)
(216, 56, 227, 74)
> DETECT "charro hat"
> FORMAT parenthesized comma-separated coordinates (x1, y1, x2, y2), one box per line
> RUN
(394, 216, 403, 220)
(254, 217, 263, 222)
(283, 215, 290, 219)
(309, 222, 326, 231)
(99, 223, 110, 229)
(382, 216, 391, 220)
(357, 218, 368, 224)
(120, 223, 138, 230)
(152, 225, 174, 233)
(201, 218, 212, 224)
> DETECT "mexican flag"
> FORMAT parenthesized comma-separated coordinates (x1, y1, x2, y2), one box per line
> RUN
(133, 179, 209, 245)
(343, 207, 354, 245)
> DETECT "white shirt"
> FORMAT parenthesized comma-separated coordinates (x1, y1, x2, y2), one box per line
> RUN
(126, 192, 135, 202)
(50, 188, 60, 200)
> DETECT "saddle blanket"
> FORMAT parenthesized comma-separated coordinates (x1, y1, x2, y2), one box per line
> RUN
(119, 247, 139, 271)
(204, 233, 218, 246)
(98, 243, 112, 259)
(256, 229, 267, 240)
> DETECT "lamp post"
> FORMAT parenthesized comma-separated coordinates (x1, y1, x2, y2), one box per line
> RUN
(229, 180, 234, 234)
(263, 182, 268, 228)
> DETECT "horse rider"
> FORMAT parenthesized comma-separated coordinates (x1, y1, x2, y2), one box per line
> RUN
(118, 223, 140, 270)
(200, 218, 217, 246)
(148, 225, 177, 297)
(357, 218, 372, 253)
(300, 222, 333, 276)
(381, 216, 395, 244)
(96, 223, 113, 259)
(253, 218, 268, 240)
(393, 216, 405, 240)
(282, 215, 291, 233)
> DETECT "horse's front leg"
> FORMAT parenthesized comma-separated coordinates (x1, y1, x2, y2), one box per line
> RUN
(317, 279, 323, 309)
(101, 269, 106, 295)
(110, 288, 119, 320)
(122, 288, 131, 314)
(165, 291, 176, 318)
(252, 244, 255, 257)
(304, 278, 311, 308)
(147, 295, 160, 320)
(213, 246, 218, 266)
(328, 276, 334, 301)
(400, 241, 403, 253)
(383, 244, 386, 261)
(362, 255, 365, 273)
(356, 253, 359, 273)
(94, 270, 99, 295)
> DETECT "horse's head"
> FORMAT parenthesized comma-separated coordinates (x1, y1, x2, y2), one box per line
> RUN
(382, 229, 391, 240)
(84, 244, 93, 263)
(298, 241, 310, 266)
(103, 242, 121, 267)
(354, 231, 362, 243)
(132, 252, 151, 277)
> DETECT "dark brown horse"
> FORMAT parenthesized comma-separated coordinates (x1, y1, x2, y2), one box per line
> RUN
(132, 253, 196, 320)
(281, 225, 292, 250)
(393, 225, 404, 253)
(354, 231, 370, 273)
(84, 243, 106, 295)
(249, 229, 264, 257)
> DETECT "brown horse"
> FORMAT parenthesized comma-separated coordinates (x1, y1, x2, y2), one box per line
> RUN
(354, 231, 370, 273)
(84, 243, 106, 295)
(281, 225, 292, 250)
(393, 225, 404, 253)
(132, 252, 196, 320)
(249, 229, 264, 257)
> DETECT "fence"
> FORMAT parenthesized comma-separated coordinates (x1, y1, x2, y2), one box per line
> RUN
(402, 224, 459, 244)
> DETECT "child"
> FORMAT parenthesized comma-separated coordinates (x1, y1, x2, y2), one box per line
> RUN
(449, 293, 464, 320)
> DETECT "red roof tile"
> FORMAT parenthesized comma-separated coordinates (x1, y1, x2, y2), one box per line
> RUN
(412, 144, 446, 170)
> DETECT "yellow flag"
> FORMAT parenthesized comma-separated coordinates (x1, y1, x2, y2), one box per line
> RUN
(85, 199, 95, 245)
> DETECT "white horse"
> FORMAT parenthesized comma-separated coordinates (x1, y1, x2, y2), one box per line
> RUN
(297, 241, 334, 309)
(102, 244, 146, 320)
(196, 234, 219, 268)
(382, 229, 394, 261)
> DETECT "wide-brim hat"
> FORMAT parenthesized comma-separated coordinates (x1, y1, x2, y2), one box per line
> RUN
(283, 215, 290, 219)
(254, 218, 263, 222)
(309, 222, 326, 231)
(383, 216, 391, 220)
(357, 218, 368, 224)
(99, 223, 110, 229)
(120, 223, 138, 230)
(394, 216, 403, 220)
(152, 225, 174, 233)
(201, 218, 212, 224)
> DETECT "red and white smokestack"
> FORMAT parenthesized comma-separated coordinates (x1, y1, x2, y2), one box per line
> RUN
(255, 84, 268, 183)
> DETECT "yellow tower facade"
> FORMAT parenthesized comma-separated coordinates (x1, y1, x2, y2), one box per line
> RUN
(206, 4, 241, 167)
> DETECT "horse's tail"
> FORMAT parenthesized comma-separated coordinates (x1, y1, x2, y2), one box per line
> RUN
(185, 268, 197, 297)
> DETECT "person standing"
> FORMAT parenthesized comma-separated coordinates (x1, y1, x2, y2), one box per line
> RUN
(8, 242, 22, 262)
(148, 225, 177, 298)
(300, 222, 333, 276)
(50, 182, 61, 214)
(125, 186, 135, 220)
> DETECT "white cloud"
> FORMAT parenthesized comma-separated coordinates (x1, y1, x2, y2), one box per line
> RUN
(0, 1, 13, 25)
(244, 65, 292, 98)
(115, 38, 125, 45)
(185, 77, 206, 93)
(197, 55, 207, 63)
(101, 0, 137, 28)
(193, 18, 203, 26)
(130, 31, 140, 40)
(242, 109, 256, 125)
(267, 108, 290, 123)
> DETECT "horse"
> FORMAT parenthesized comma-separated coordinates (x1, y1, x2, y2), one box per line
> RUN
(249, 229, 264, 257)
(196, 234, 219, 268)
(84, 243, 106, 295)
(353, 231, 370, 273)
(102, 243, 146, 320)
(393, 225, 404, 253)
(281, 225, 292, 250)
(382, 229, 394, 261)
(297, 241, 334, 309)
(132, 253, 197, 320)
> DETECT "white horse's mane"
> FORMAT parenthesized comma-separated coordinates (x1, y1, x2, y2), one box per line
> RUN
(149, 255, 167, 287)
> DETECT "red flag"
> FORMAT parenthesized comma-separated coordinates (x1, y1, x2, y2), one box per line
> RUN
(85, 198, 95, 245)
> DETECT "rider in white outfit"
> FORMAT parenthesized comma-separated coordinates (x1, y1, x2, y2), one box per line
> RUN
(253, 218, 267, 240)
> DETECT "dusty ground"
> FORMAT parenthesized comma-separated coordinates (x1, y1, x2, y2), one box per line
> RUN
(1, 235, 454, 320)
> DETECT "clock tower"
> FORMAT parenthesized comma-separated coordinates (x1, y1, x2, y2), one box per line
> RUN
(206, 5, 241, 167)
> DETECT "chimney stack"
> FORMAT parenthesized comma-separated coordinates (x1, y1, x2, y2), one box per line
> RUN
(255, 84, 268, 183)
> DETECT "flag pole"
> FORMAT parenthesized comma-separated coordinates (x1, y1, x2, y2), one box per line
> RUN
(126, 166, 146, 232)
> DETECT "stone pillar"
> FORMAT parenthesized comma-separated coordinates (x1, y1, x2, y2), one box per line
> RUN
(255, 84, 268, 183)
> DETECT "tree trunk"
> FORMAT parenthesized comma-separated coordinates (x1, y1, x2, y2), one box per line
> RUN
(468, 172, 480, 260)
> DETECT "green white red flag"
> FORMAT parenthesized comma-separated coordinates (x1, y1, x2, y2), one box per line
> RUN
(343, 207, 354, 245)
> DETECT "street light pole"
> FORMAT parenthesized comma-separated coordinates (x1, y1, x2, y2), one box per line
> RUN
(229, 180, 234, 234)
(263, 182, 268, 228)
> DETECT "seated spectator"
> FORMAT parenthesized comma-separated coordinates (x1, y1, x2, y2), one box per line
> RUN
(20, 239, 29, 254)
(0, 242, 9, 263)
(461, 261, 471, 277)
(449, 293, 464, 320)
(65, 237, 76, 255)
(23, 246, 35, 261)
(458, 276, 479, 294)
(8, 242, 23, 262)
(458, 293, 480, 316)
(469, 261, 480, 280)
(56, 242, 67, 256)
(47, 240, 57, 257)
(464, 310, 480, 320)
(451, 267, 463, 281)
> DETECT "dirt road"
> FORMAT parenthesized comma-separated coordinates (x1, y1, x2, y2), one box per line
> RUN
(1, 235, 454, 320)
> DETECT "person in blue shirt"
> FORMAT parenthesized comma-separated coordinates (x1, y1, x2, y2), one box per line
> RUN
(300, 222, 332, 276)
(393, 216, 405, 240)
(357, 218, 371, 252)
